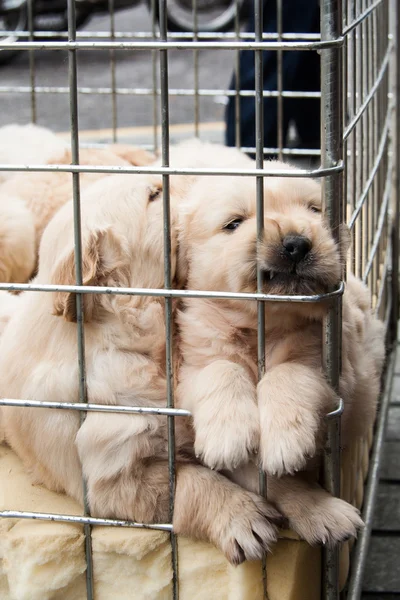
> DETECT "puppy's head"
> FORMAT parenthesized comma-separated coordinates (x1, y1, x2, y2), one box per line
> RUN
(179, 163, 349, 316)
(46, 174, 176, 323)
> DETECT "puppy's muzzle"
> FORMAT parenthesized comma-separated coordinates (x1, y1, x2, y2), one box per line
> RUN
(282, 235, 312, 264)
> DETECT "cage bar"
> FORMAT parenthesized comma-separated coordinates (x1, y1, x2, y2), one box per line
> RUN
(320, 0, 343, 598)
(234, 0, 241, 148)
(192, 0, 199, 136)
(0, 280, 346, 302)
(276, 0, 283, 161)
(66, 0, 94, 596)
(390, 0, 400, 343)
(158, 1, 179, 596)
(254, 0, 267, 595)
(27, 0, 36, 123)
(0, 510, 174, 530)
(346, 346, 396, 598)
(0, 162, 344, 177)
(108, 0, 117, 141)
(0, 39, 346, 51)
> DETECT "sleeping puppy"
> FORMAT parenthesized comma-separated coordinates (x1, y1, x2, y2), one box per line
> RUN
(177, 165, 385, 545)
(0, 144, 155, 284)
(0, 171, 282, 566)
(0, 123, 68, 184)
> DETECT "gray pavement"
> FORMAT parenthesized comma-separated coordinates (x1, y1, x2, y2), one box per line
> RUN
(0, 3, 232, 144)
(362, 345, 400, 598)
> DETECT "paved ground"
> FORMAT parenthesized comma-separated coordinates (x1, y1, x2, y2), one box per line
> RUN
(362, 343, 400, 599)
(0, 3, 232, 145)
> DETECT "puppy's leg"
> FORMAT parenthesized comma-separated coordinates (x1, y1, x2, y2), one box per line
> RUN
(267, 475, 364, 546)
(76, 411, 168, 481)
(76, 412, 281, 564)
(174, 464, 282, 565)
(89, 460, 281, 566)
(230, 464, 363, 546)
(3, 406, 83, 501)
(258, 363, 336, 476)
(178, 361, 259, 470)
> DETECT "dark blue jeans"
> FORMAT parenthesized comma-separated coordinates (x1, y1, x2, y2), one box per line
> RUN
(225, 0, 320, 157)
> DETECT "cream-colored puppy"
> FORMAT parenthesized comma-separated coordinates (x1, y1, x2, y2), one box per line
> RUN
(0, 123, 68, 184)
(177, 167, 385, 544)
(0, 144, 155, 284)
(0, 169, 284, 566)
(0, 135, 252, 286)
(0, 141, 380, 557)
(166, 137, 254, 171)
(0, 123, 65, 282)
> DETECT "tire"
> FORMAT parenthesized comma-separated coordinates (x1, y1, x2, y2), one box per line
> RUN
(33, 9, 91, 36)
(147, 0, 247, 34)
(0, 4, 27, 66)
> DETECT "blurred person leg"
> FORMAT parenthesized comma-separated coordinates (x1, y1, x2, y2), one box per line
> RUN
(225, 0, 320, 158)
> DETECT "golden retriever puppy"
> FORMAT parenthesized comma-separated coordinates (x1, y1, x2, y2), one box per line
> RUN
(0, 123, 67, 184)
(0, 145, 155, 284)
(0, 171, 282, 566)
(177, 167, 385, 544)
(167, 137, 254, 170)
(0, 192, 36, 284)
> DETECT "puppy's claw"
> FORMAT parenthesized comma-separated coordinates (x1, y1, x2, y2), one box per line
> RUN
(231, 542, 246, 566)
(195, 430, 260, 472)
(284, 492, 364, 547)
(217, 492, 281, 566)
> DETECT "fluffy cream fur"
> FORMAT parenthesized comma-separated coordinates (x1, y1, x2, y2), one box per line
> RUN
(0, 164, 286, 566)
(0, 193, 35, 284)
(0, 292, 22, 337)
(0, 136, 155, 284)
(0, 123, 66, 282)
(176, 163, 385, 544)
(0, 140, 385, 562)
(0, 124, 68, 184)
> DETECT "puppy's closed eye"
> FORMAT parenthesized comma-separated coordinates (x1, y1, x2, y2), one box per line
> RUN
(308, 205, 321, 214)
(223, 217, 244, 232)
(148, 186, 162, 202)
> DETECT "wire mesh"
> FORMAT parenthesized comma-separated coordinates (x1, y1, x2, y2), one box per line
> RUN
(0, 0, 398, 599)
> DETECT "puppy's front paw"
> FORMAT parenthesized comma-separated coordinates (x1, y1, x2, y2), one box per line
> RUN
(194, 401, 260, 471)
(284, 490, 364, 545)
(259, 406, 318, 476)
(217, 492, 282, 565)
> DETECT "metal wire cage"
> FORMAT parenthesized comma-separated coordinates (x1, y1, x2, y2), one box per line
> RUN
(0, 0, 399, 599)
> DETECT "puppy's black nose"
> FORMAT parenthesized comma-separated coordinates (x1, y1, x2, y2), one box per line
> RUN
(282, 235, 312, 263)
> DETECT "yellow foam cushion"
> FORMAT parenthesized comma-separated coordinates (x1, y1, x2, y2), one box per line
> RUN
(0, 436, 369, 600)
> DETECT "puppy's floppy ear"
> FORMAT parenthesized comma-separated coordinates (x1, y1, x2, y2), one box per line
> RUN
(51, 227, 129, 323)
